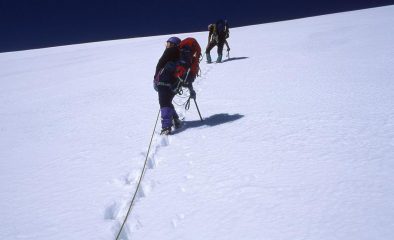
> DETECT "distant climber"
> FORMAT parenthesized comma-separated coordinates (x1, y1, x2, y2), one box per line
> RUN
(206, 19, 230, 63)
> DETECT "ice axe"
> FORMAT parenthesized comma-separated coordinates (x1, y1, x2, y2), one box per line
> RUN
(193, 98, 203, 122)
(185, 95, 203, 122)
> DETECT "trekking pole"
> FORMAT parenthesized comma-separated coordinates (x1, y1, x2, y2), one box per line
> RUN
(193, 98, 203, 122)
(226, 49, 230, 59)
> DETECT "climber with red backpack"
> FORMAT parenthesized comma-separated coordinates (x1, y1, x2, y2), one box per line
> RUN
(154, 37, 201, 135)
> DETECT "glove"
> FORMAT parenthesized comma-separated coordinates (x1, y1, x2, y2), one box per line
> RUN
(189, 89, 196, 99)
(227, 47, 230, 51)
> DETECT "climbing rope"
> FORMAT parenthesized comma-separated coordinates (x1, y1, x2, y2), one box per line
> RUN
(185, 96, 192, 110)
(115, 109, 160, 240)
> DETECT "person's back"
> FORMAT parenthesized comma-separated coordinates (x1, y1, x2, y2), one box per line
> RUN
(155, 37, 181, 79)
(215, 19, 227, 38)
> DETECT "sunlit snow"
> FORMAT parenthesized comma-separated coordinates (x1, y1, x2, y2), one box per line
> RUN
(1, 6, 393, 240)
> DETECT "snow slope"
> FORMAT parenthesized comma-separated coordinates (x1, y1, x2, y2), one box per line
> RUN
(1, 5, 394, 240)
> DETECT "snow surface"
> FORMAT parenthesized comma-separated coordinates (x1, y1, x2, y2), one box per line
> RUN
(1, 6, 394, 240)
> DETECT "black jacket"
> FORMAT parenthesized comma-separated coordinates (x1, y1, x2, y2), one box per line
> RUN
(155, 46, 180, 78)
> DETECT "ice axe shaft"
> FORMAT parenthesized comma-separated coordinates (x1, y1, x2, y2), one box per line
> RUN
(193, 98, 203, 122)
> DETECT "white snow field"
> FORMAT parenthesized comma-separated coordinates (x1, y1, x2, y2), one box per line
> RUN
(1, 5, 394, 240)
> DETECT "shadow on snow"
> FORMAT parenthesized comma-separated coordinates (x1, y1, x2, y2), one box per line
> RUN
(222, 56, 249, 63)
(174, 113, 244, 134)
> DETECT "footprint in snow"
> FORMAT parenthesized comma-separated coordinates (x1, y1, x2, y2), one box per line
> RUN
(157, 135, 170, 146)
(104, 201, 124, 220)
(136, 180, 155, 200)
(185, 174, 194, 180)
(172, 213, 186, 228)
(147, 156, 158, 169)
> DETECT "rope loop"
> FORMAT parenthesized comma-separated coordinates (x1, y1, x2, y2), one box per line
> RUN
(185, 97, 191, 110)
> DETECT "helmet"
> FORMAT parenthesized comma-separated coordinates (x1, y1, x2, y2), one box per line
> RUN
(167, 37, 181, 46)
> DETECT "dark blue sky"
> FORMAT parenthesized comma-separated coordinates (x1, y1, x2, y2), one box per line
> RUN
(1, 0, 393, 52)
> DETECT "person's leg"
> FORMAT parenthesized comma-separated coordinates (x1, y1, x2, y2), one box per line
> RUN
(171, 102, 179, 118)
(170, 100, 182, 129)
(205, 41, 217, 63)
(216, 39, 225, 63)
(158, 87, 175, 133)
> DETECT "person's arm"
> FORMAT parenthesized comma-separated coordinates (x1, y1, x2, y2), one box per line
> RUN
(208, 30, 213, 43)
(155, 51, 168, 77)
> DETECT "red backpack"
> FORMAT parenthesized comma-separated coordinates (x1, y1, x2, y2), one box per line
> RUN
(175, 38, 201, 83)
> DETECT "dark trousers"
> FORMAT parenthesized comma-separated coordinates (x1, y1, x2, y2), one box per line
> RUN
(158, 86, 175, 109)
(158, 86, 179, 128)
(206, 35, 226, 56)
